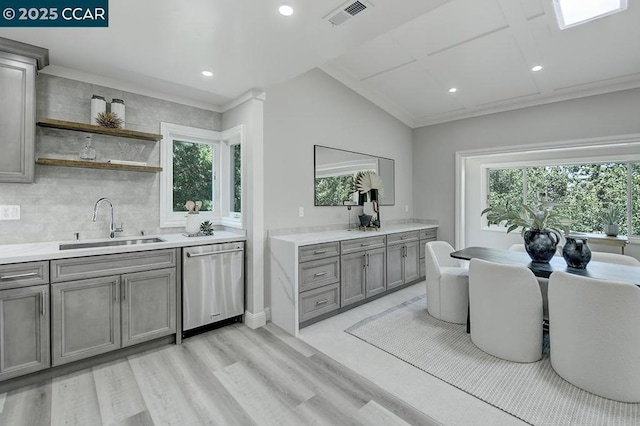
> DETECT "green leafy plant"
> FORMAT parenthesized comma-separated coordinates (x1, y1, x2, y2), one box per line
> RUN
(602, 205, 623, 225)
(481, 200, 573, 238)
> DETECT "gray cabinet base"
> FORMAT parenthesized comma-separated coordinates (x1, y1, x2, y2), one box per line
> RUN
(299, 277, 423, 330)
(0, 335, 174, 394)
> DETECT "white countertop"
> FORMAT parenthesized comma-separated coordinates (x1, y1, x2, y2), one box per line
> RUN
(0, 232, 247, 265)
(270, 223, 438, 246)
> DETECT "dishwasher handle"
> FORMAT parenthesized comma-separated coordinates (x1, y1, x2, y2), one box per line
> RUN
(186, 247, 244, 258)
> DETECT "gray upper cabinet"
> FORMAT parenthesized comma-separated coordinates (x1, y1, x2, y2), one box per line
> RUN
(0, 38, 48, 183)
(51, 276, 121, 366)
(122, 268, 176, 347)
(0, 285, 50, 381)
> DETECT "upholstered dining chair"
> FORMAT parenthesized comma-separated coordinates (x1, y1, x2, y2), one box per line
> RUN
(469, 258, 543, 363)
(424, 241, 468, 324)
(590, 251, 640, 266)
(548, 271, 640, 402)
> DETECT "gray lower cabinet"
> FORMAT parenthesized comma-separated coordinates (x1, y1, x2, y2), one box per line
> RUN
(122, 268, 176, 347)
(52, 276, 121, 366)
(387, 236, 420, 289)
(52, 266, 177, 366)
(341, 247, 386, 307)
(419, 228, 438, 278)
(298, 242, 341, 323)
(0, 285, 50, 381)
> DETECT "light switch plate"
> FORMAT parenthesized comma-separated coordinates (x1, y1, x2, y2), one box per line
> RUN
(298, 207, 304, 217)
(0, 205, 20, 220)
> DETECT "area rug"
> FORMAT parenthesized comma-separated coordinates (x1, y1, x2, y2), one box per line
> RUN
(345, 295, 639, 426)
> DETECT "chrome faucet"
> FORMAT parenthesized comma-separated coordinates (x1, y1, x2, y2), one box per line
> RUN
(92, 198, 123, 238)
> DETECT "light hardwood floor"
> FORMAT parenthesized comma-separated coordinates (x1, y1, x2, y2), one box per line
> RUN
(0, 322, 439, 426)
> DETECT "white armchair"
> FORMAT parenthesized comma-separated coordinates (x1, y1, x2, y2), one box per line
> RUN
(548, 271, 640, 402)
(590, 251, 640, 266)
(469, 258, 543, 363)
(424, 241, 468, 324)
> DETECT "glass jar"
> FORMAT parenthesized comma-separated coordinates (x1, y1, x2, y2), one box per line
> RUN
(79, 135, 96, 161)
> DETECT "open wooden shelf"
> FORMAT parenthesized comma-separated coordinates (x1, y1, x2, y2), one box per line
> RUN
(36, 158, 163, 173)
(37, 118, 163, 142)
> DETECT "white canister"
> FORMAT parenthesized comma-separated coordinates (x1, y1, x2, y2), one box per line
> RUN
(185, 213, 201, 235)
(111, 98, 125, 128)
(90, 95, 106, 125)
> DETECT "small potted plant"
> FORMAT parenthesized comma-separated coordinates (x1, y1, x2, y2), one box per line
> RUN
(482, 199, 572, 263)
(602, 205, 623, 237)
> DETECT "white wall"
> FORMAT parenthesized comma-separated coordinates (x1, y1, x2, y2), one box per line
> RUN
(263, 68, 414, 232)
(413, 87, 640, 260)
(222, 95, 266, 327)
(262, 68, 415, 311)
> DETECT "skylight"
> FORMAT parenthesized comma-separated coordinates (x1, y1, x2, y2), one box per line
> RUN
(553, 0, 627, 29)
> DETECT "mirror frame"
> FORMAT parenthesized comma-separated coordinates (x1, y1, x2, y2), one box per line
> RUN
(313, 145, 395, 206)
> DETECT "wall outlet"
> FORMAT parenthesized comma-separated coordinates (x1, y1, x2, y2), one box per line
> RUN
(0, 205, 20, 220)
(405, 205, 409, 213)
(298, 207, 304, 217)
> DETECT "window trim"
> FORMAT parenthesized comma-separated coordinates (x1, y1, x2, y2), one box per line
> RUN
(159, 123, 245, 230)
(455, 134, 640, 249)
(220, 124, 244, 228)
(160, 123, 221, 228)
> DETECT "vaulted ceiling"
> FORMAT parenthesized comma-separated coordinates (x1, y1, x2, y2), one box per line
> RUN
(1, 0, 638, 127)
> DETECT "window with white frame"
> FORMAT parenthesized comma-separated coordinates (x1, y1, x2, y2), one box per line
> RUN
(485, 161, 640, 237)
(160, 122, 244, 228)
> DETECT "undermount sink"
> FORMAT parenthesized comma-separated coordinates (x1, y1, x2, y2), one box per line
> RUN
(59, 237, 166, 250)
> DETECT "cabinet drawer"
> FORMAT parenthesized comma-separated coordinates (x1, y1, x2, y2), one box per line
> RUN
(299, 257, 340, 293)
(387, 231, 419, 245)
(420, 228, 437, 240)
(51, 249, 177, 283)
(299, 284, 340, 323)
(341, 236, 386, 254)
(299, 242, 340, 263)
(0, 261, 49, 290)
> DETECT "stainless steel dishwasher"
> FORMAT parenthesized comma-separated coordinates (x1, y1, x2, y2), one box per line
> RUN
(182, 242, 244, 336)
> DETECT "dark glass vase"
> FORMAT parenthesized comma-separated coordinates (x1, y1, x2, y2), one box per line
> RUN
(523, 229, 559, 263)
(562, 236, 591, 269)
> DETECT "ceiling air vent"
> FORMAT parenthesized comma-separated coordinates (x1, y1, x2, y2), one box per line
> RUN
(324, 0, 373, 27)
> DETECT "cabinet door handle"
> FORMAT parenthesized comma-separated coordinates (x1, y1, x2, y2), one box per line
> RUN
(366, 253, 370, 267)
(0, 272, 38, 280)
(313, 250, 327, 255)
(313, 271, 327, 278)
(122, 282, 127, 300)
(316, 299, 329, 306)
(41, 290, 46, 316)
(403, 246, 407, 257)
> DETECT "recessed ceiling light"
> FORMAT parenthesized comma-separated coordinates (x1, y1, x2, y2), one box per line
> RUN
(553, 0, 627, 30)
(279, 5, 294, 16)
(448, 87, 458, 93)
(201, 70, 214, 77)
(531, 65, 543, 72)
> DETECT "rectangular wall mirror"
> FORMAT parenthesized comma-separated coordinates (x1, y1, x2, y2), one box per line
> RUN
(314, 145, 395, 206)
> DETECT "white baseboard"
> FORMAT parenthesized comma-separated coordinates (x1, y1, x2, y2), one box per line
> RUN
(244, 310, 267, 329)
